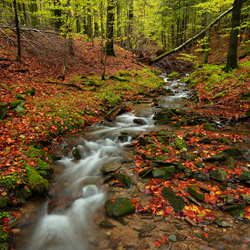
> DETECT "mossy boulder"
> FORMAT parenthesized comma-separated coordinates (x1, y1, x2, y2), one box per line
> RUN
(105, 198, 135, 218)
(25, 167, 49, 193)
(0, 103, 8, 119)
(114, 173, 132, 187)
(198, 137, 211, 144)
(0, 225, 9, 250)
(205, 154, 226, 162)
(239, 171, 250, 181)
(188, 186, 205, 202)
(174, 139, 187, 150)
(226, 157, 236, 169)
(10, 100, 22, 110)
(209, 169, 228, 182)
(23, 87, 35, 96)
(218, 137, 231, 145)
(193, 172, 209, 182)
(223, 147, 243, 158)
(152, 166, 175, 180)
(72, 148, 82, 160)
(245, 109, 250, 116)
(161, 187, 185, 213)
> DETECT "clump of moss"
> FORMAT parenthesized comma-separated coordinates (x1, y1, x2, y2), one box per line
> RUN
(25, 166, 49, 193)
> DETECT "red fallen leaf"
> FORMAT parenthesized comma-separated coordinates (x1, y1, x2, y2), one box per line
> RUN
(154, 240, 162, 248)
(110, 199, 115, 203)
(203, 233, 209, 238)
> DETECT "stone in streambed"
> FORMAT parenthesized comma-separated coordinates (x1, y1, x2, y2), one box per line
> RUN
(152, 166, 175, 180)
(105, 198, 135, 218)
(209, 169, 228, 182)
(133, 118, 147, 125)
(241, 194, 250, 204)
(187, 186, 205, 202)
(193, 172, 209, 182)
(214, 218, 232, 228)
(223, 147, 243, 158)
(99, 220, 116, 229)
(161, 187, 185, 213)
(226, 157, 236, 169)
(205, 154, 227, 162)
(72, 148, 82, 160)
(239, 171, 250, 181)
(113, 173, 132, 187)
(139, 167, 153, 178)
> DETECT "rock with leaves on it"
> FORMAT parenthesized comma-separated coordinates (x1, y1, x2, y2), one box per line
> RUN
(152, 166, 175, 180)
(105, 198, 135, 218)
(161, 187, 185, 213)
(223, 147, 243, 158)
(187, 186, 205, 202)
(114, 173, 132, 187)
(239, 171, 250, 181)
(209, 169, 228, 182)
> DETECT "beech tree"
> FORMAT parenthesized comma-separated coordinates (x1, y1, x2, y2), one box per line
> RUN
(224, 0, 243, 72)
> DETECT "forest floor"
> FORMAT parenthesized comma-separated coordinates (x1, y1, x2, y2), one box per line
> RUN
(0, 32, 250, 249)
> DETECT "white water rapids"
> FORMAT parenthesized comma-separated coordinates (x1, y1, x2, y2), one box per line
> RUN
(25, 113, 154, 250)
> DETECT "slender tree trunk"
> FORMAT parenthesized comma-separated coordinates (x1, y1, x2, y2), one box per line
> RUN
(54, 0, 62, 31)
(106, 0, 116, 56)
(87, 8, 93, 41)
(13, 0, 21, 62)
(117, 0, 121, 38)
(224, 0, 243, 72)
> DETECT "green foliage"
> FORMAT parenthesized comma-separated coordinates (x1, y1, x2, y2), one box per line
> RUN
(0, 225, 8, 249)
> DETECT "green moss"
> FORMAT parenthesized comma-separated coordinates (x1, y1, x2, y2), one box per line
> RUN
(174, 139, 187, 150)
(10, 100, 22, 110)
(25, 166, 49, 193)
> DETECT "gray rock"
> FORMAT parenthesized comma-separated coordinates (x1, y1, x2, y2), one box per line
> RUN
(105, 198, 135, 217)
(209, 169, 227, 182)
(193, 172, 209, 182)
(114, 173, 132, 187)
(214, 217, 232, 228)
(239, 171, 250, 181)
(152, 166, 175, 180)
(205, 154, 227, 162)
(223, 147, 243, 158)
(133, 118, 147, 125)
(161, 187, 185, 212)
(72, 148, 82, 160)
(187, 186, 205, 202)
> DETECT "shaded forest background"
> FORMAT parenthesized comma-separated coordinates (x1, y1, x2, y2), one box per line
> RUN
(1, 0, 250, 75)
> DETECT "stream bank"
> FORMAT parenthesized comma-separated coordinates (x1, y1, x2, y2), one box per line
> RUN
(10, 73, 250, 250)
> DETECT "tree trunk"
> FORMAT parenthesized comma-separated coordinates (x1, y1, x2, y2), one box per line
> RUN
(151, 6, 234, 64)
(106, 0, 116, 56)
(13, 0, 21, 62)
(224, 0, 243, 72)
(54, 0, 62, 31)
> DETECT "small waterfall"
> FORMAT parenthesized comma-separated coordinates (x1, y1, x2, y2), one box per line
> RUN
(25, 112, 154, 250)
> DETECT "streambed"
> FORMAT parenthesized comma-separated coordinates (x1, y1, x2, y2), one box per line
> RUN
(12, 75, 250, 250)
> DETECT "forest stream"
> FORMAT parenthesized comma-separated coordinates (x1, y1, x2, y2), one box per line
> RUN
(11, 74, 250, 250)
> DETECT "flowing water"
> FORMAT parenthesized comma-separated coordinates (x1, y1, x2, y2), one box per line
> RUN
(13, 74, 250, 250)
(15, 110, 154, 250)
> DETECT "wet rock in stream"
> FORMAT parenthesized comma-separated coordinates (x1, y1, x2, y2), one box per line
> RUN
(105, 198, 135, 218)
